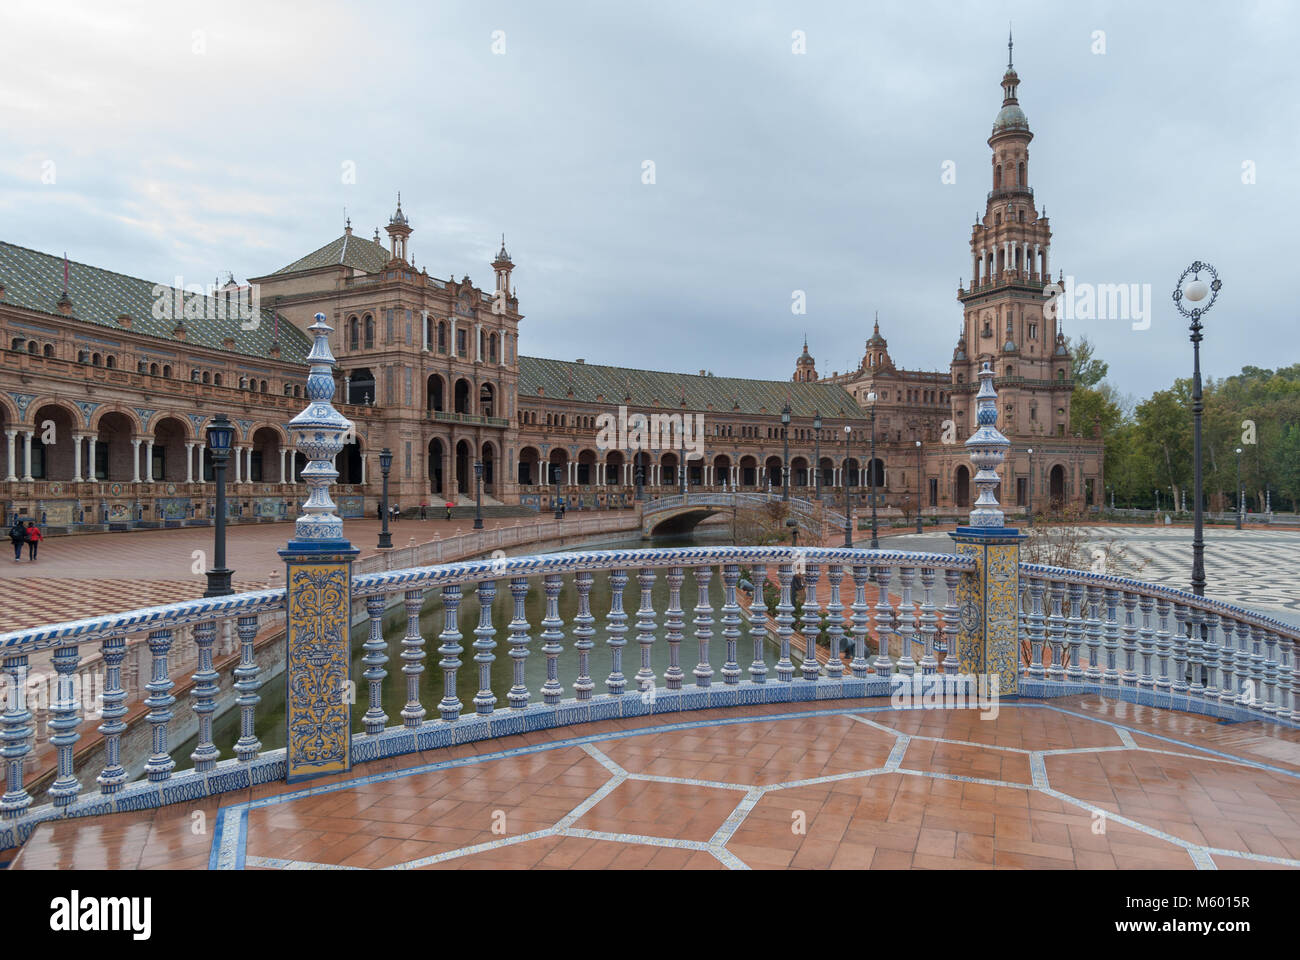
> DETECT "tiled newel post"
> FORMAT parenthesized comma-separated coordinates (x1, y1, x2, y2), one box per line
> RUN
(280, 313, 359, 783)
(949, 361, 1024, 695)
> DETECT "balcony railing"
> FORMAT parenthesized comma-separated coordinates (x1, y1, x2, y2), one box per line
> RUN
(430, 410, 510, 428)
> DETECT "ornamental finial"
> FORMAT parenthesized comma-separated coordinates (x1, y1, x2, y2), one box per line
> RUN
(965, 360, 1010, 527)
(286, 312, 354, 545)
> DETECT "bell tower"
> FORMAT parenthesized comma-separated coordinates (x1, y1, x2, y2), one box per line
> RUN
(954, 32, 1069, 442)
(385, 192, 412, 263)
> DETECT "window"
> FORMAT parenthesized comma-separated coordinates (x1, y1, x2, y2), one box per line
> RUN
(456, 328, 467, 357)
(364, 315, 375, 349)
(349, 316, 359, 350)
(163, 365, 172, 378)
(437, 321, 447, 353)
(212, 373, 221, 386)
(386, 309, 394, 342)
(1028, 322, 1038, 340)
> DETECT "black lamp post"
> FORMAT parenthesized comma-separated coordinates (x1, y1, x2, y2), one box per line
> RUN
(867, 392, 878, 549)
(203, 414, 234, 597)
(634, 450, 644, 502)
(786, 516, 799, 548)
(781, 402, 791, 502)
(378, 447, 393, 549)
(1235, 446, 1243, 530)
(1027, 447, 1034, 528)
(474, 459, 484, 529)
(842, 424, 852, 548)
(914, 439, 923, 534)
(813, 410, 822, 502)
(1173, 261, 1221, 597)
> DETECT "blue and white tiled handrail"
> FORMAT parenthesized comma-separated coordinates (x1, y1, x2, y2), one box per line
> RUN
(1018, 563, 1297, 723)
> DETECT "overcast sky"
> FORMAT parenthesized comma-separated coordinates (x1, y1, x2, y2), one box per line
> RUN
(2, 0, 1296, 402)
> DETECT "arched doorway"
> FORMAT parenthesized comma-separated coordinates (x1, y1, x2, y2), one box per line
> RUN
(605, 450, 625, 486)
(866, 458, 885, 488)
(426, 375, 445, 412)
(1049, 464, 1066, 511)
(95, 411, 136, 481)
(844, 458, 860, 487)
(518, 446, 540, 486)
(429, 438, 445, 495)
(791, 456, 809, 488)
(764, 456, 782, 489)
(955, 465, 971, 508)
(576, 449, 596, 486)
(152, 416, 189, 482)
(250, 427, 282, 482)
(712, 454, 731, 488)
(739, 455, 757, 487)
(454, 379, 471, 414)
(481, 442, 496, 495)
(31, 404, 79, 480)
(548, 448, 567, 486)
(456, 440, 471, 495)
(338, 439, 363, 484)
(662, 452, 680, 488)
(479, 382, 495, 418)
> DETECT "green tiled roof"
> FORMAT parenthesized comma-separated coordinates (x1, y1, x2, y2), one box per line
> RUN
(272, 232, 391, 276)
(518, 356, 868, 420)
(0, 241, 311, 363)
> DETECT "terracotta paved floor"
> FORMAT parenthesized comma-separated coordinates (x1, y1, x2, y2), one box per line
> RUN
(11, 695, 1300, 870)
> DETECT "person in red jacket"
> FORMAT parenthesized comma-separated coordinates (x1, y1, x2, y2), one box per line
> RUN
(24, 521, 42, 561)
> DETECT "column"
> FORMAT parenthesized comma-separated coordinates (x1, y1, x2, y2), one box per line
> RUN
(234, 446, 242, 484)
(145, 439, 155, 482)
(198, 442, 207, 483)
(72, 434, 83, 482)
(22, 431, 34, 481)
(1034, 243, 1041, 279)
(360, 452, 366, 485)
(1043, 245, 1049, 278)
(971, 250, 979, 286)
(246, 447, 254, 482)
(948, 360, 1023, 695)
(3, 430, 15, 482)
(279, 448, 287, 483)
(86, 436, 97, 482)
(421, 309, 429, 351)
(131, 438, 141, 483)
(475, 322, 483, 362)
(185, 443, 194, 483)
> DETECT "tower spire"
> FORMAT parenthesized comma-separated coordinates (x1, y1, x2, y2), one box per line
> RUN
(1008, 24, 1013, 70)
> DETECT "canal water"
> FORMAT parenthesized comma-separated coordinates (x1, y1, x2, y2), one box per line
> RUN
(174, 527, 770, 768)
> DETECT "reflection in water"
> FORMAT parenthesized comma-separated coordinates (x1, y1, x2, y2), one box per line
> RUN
(175, 528, 763, 766)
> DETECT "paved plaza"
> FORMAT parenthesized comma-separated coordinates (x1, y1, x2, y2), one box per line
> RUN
(0, 515, 535, 632)
(11, 695, 1299, 870)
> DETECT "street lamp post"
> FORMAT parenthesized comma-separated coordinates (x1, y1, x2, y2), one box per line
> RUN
(842, 425, 852, 547)
(378, 447, 393, 549)
(867, 392, 878, 549)
(1027, 447, 1034, 528)
(1173, 261, 1222, 596)
(781, 402, 791, 502)
(473, 459, 484, 529)
(786, 516, 799, 548)
(1235, 446, 1243, 530)
(914, 439, 923, 534)
(813, 410, 822, 502)
(634, 451, 645, 502)
(203, 414, 234, 597)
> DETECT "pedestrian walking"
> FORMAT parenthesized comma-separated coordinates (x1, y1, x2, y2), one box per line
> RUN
(24, 521, 42, 561)
(8, 518, 26, 562)
(445, 502, 453, 521)
(420, 502, 428, 520)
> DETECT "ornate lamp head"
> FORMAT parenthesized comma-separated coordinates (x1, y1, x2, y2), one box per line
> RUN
(964, 360, 1011, 527)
